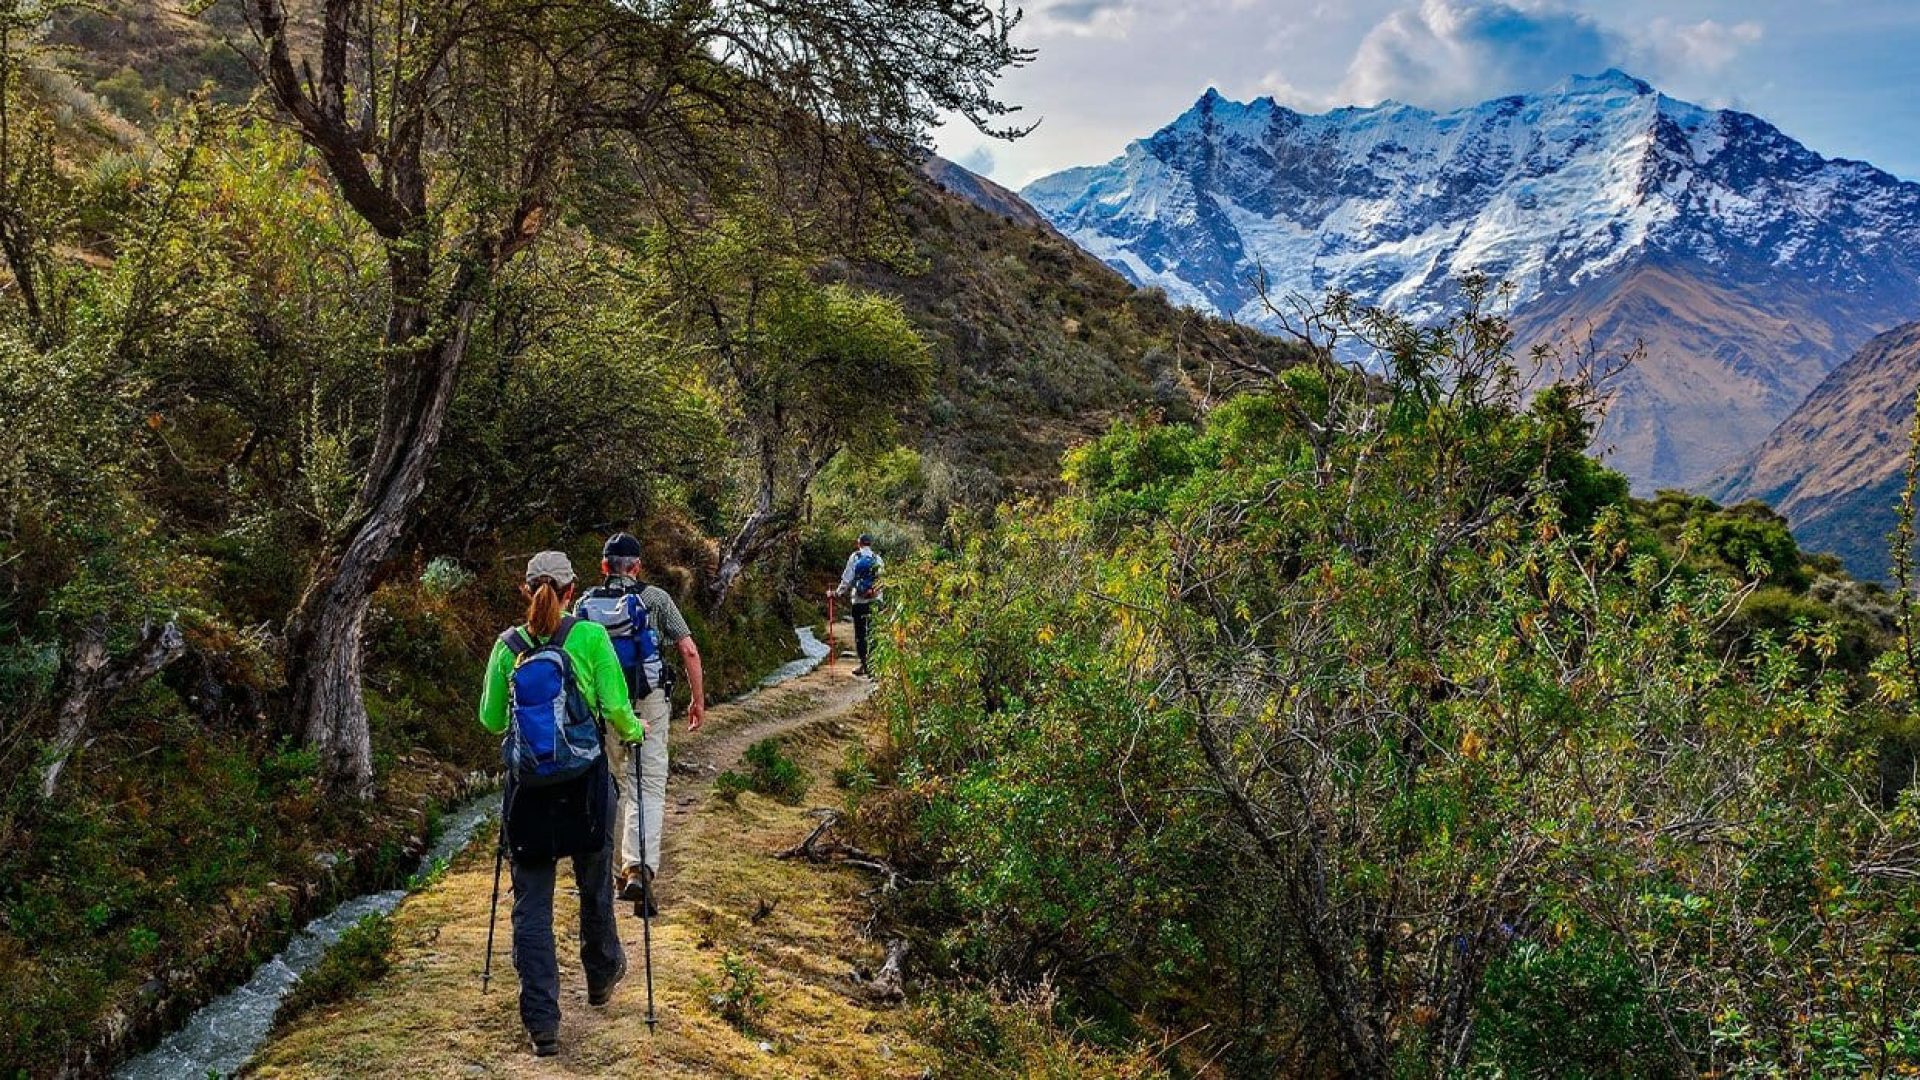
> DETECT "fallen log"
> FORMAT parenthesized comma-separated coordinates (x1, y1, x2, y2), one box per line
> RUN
(858, 938, 909, 1003)
(776, 807, 921, 892)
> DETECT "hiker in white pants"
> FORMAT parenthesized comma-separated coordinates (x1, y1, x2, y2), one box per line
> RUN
(577, 533, 705, 912)
(613, 688, 674, 873)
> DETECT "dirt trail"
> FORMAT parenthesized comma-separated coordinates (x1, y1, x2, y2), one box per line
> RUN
(248, 655, 932, 1079)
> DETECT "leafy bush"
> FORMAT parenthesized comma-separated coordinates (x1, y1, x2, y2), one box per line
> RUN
(865, 289, 1920, 1075)
(703, 951, 769, 1033)
(832, 745, 877, 794)
(419, 557, 475, 599)
(715, 738, 809, 805)
(917, 985, 1170, 1079)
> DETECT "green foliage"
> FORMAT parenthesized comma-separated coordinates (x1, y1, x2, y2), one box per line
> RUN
(715, 738, 810, 805)
(273, 913, 395, 1028)
(676, 579, 816, 703)
(916, 987, 1171, 1079)
(428, 247, 729, 539)
(804, 446, 963, 580)
(645, 208, 936, 602)
(713, 770, 751, 803)
(419, 557, 475, 600)
(1631, 492, 1896, 682)
(832, 744, 877, 795)
(866, 290, 1920, 1075)
(703, 951, 770, 1033)
(1475, 928, 1672, 1074)
(1641, 491, 1811, 587)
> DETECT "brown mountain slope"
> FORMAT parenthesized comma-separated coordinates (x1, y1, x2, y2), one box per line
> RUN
(854, 174, 1298, 492)
(919, 154, 1051, 230)
(1510, 257, 1881, 492)
(1710, 322, 1920, 580)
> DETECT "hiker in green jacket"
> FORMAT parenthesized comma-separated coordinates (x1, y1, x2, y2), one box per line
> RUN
(478, 550, 645, 1057)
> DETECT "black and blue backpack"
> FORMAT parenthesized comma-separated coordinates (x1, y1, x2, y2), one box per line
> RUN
(851, 551, 881, 602)
(576, 585, 665, 699)
(499, 617, 603, 787)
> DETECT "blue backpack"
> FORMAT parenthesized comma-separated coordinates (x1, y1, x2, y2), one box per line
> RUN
(576, 585, 664, 699)
(499, 617, 603, 787)
(851, 551, 881, 601)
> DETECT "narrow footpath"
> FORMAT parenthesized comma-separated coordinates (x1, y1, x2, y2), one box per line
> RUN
(247, 658, 931, 1078)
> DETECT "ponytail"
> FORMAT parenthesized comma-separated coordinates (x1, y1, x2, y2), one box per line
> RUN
(524, 578, 566, 638)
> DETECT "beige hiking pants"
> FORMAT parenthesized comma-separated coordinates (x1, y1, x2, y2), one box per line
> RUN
(607, 688, 672, 874)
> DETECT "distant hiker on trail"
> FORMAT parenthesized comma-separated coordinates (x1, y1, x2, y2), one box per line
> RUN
(575, 532, 705, 913)
(479, 551, 645, 1057)
(836, 534, 885, 678)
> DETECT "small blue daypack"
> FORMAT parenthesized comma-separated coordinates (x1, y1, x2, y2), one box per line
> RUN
(576, 586, 664, 699)
(851, 551, 881, 601)
(499, 617, 603, 787)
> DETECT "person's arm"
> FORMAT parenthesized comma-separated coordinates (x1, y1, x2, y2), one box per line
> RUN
(679, 636, 706, 731)
(644, 587, 705, 730)
(478, 639, 513, 735)
(837, 551, 858, 596)
(579, 624, 645, 743)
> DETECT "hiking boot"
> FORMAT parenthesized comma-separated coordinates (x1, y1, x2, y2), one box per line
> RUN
(589, 955, 627, 1007)
(620, 865, 659, 917)
(618, 865, 646, 903)
(529, 1029, 560, 1057)
(852, 665, 870, 679)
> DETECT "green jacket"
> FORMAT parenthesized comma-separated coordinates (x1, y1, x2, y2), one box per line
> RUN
(478, 618, 645, 743)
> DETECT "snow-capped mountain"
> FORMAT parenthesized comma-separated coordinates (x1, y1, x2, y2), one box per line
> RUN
(1022, 71, 1920, 488)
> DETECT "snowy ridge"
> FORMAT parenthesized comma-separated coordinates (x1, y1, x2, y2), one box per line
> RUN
(1021, 70, 1920, 327)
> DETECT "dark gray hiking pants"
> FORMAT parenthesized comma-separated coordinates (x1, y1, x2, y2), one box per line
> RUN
(852, 601, 873, 667)
(510, 842, 624, 1034)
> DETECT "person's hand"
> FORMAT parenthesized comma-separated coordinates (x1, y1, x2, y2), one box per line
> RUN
(686, 700, 706, 732)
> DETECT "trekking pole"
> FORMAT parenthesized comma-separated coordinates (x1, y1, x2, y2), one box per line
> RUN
(482, 834, 505, 993)
(826, 588, 836, 670)
(634, 748, 658, 1032)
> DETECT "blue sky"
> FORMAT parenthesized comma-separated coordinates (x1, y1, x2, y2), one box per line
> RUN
(934, 0, 1920, 188)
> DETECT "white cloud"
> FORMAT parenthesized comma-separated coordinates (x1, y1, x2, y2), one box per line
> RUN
(1641, 18, 1764, 74)
(1255, 72, 1342, 111)
(1339, 0, 1621, 107)
(1330, 2, 1764, 111)
(955, 145, 999, 177)
(1029, 0, 1140, 37)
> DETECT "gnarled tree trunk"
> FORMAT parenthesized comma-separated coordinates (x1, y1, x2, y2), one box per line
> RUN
(708, 437, 830, 609)
(41, 618, 186, 799)
(285, 255, 484, 797)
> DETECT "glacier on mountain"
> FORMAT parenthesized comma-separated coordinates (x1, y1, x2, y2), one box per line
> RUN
(1021, 70, 1920, 328)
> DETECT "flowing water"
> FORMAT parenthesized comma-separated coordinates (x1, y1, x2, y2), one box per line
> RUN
(113, 794, 499, 1080)
(757, 625, 832, 687)
(115, 627, 827, 1079)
